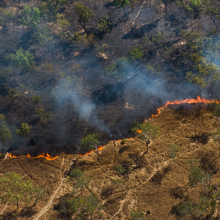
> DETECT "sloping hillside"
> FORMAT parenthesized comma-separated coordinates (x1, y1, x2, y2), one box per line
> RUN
(1, 104, 220, 219)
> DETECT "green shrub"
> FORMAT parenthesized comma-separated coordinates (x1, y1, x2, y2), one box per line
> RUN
(115, 164, 125, 174)
(128, 46, 144, 61)
(6, 48, 34, 70)
(0, 172, 44, 209)
(80, 134, 100, 151)
(16, 123, 32, 137)
(121, 139, 126, 145)
(74, 3, 94, 29)
(130, 210, 144, 220)
(97, 15, 112, 33)
(31, 95, 42, 105)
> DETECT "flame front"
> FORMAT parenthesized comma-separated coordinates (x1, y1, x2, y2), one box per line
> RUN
(78, 145, 105, 157)
(151, 96, 216, 118)
(9, 153, 59, 160)
(7, 96, 218, 160)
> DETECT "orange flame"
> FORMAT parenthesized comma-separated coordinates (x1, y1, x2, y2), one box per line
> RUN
(151, 96, 217, 118)
(7, 96, 218, 160)
(78, 145, 105, 157)
(9, 153, 59, 160)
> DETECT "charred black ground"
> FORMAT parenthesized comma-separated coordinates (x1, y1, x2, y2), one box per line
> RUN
(0, 0, 220, 156)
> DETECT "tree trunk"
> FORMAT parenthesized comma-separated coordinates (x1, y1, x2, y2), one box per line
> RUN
(17, 201, 19, 209)
(145, 140, 150, 154)
(165, 2, 168, 18)
(139, 140, 150, 160)
(211, 16, 220, 31)
(173, 158, 175, 167)
(121, 7, 128, 20)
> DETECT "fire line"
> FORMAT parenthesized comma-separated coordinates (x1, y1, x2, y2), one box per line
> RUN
(7, 96, 217, 160)
(151, 96, 217, 118)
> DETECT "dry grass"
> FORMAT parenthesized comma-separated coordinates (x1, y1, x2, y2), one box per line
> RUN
(1, 104, 220, 219)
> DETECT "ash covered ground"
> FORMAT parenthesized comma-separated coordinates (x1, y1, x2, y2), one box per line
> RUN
(0, 0, 220, 156)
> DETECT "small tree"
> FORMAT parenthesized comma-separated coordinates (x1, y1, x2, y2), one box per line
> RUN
(176, 194, 218, 219)
(112, 178, 126, 193)
(35, 107, 51, 123)
(69, 169, 90, 195)
(129, 0, 138, 11)
(130, 210, 144, 220)
(131, 121, 160, 155)
(19, 6, 41, 30)
(167, 143, 180, 167)
(31, 95, 42, 105)
(121, 139, 126, 145)
(16, 123, 32, 137)
(128, 46, 144, 61)
(81, 194, 104, 219)
(113, 0, 130, 19)
(208, 101, 220, 126)
(97, 15, 112, 34)
(68, 194, 103, 219)
(187, 159, 210, 195)
(212, 127, 220, 156)
(115, 164, 126, 175)
(176, 200, 197, 219)
(80, 134, 100, 152)
(0, 172, 44, 209)
(74, 3, 94, 30)
(6, 48, 34, 70)
(40, 0, 67, 18)
(0, 115, 12, 149)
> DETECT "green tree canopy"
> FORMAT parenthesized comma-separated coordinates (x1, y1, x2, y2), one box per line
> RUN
(167, 143, 180, 167)
(0, 114, 12, 148)
(208, 101, 220, 125)
(212, 127, 220, 156)
(40, 0, 67, 17)
(74, 3, 94, 29)
(128, 46, 144, 61)
(31, 95, 42, 105)
(69, 169, 90, 195)
(113, 0, 130, 8)
(131, 121, 160, 142)
(131, 121, 160, 154)
(113, 0, 130, 19)
(0, 172, 44, 209)
(115, 164, 126, 175)
(16, 122, 32, 137)
(19, 6, 41, 29)
(68, 194, 103, 219)
(186, 159, 210, 195)
(130, 210, 144, 220)
(80, 134, 100, 152)
(6, 48, 34, 70)
(97, 15, 112, 33)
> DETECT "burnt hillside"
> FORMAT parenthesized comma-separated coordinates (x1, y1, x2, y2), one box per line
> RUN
(0, 0, 220, 155)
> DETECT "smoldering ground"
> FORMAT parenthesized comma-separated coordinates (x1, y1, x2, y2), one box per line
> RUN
(2, 4, 220, 156)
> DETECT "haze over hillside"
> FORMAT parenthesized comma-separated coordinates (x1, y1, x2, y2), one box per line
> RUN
(0, 0, 220, 155)
(1, 0, 220, 219)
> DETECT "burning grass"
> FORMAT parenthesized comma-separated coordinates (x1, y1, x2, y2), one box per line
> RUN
(5, 96, 219, 160)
